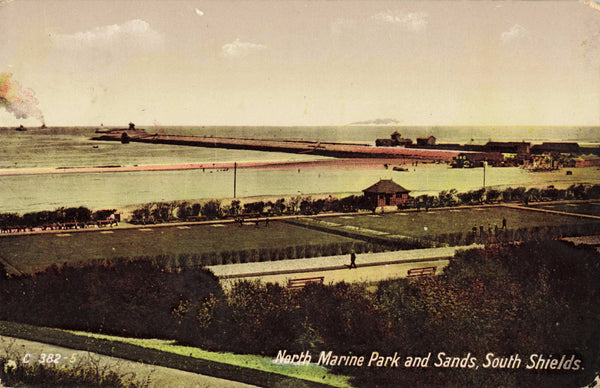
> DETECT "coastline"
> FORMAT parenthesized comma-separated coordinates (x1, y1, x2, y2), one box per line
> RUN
(0, 158, 422, 176)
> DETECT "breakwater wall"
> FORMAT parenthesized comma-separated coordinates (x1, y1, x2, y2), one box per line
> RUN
(91, 131, 464, 161)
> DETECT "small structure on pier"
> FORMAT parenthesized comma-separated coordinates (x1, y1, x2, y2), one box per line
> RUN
(363, 179, 411, 207)
(416, 136, 436, 146)
(376, 131, 413, 147)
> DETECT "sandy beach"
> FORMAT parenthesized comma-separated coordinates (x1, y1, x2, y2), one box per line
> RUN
(0, 158, 417, 176)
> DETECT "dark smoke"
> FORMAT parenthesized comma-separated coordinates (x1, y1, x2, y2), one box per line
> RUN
(0, 73, 45, 124)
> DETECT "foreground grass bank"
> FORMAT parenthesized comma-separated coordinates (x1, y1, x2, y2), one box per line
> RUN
(67, 331, 352, 387)
(0, 321, 335, 388)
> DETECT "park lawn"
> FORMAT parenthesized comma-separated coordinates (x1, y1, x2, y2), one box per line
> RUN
(0, 221, 358, 274)
(322, 206, 597, 239)
(530, 201, 600, 217)
(66, 331, 352, 388)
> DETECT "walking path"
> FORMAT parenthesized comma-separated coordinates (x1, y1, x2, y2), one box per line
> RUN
(504, 203, 600, 220)
(208, 245, 482, 287)
(561, 235, 600, 246)
(0, 335, 256, 388)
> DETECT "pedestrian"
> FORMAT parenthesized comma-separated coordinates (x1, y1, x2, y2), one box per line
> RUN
(349, 251, 357, 269)
(502, 217, 507, 230)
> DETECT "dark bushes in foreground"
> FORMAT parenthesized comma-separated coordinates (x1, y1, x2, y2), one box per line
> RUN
(0, 260, 222, 339)
(0, 241, 598, 386)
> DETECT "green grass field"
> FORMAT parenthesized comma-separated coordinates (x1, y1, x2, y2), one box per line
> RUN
(322, 206, 597, 239)
(530, 201, 600, 217)
(2, 204, 597, 275)
(0, 221, 357, 274)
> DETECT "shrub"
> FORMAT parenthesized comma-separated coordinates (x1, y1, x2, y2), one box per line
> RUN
(285, 246, 296, 260)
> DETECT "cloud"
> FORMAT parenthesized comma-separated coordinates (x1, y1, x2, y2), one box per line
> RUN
(52, 19, 163, 51)
(221, 38, 267, 58)
(195, 8, 204, 16)
(501, 24, 528, 44)
(372, 11, 428, 32)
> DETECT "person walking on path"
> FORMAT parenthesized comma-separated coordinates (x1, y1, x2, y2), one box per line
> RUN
(349, 251, 357, 269)
(502, 217, 507, 230)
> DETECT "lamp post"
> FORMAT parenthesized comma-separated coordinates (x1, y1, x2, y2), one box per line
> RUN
(483, 161, 486, 189)
(233, 162, 237, 198)
(482, 161, 487, 203)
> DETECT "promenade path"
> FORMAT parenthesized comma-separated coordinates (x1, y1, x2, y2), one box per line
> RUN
(504, 203, 600, 220)
(209, 245, 482, 288)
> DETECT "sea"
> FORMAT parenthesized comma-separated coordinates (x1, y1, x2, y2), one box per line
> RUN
(1, 125, 599, 214)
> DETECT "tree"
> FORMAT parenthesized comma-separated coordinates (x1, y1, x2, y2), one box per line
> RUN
(151, 202, 174, 223)
(438, 189, 458, 207)
(201, 200, 222, 219)
(299, 198, 314, 215)
(288, 195, 302, 214)
(229, 200, 241, 216)
(176, 202, 192, 220)
(525, 187, 540, 202)
(93, 209, 117, 221)
(485, 189, 500, 203)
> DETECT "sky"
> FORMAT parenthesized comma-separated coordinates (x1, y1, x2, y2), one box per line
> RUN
(0, 0, 599, 127)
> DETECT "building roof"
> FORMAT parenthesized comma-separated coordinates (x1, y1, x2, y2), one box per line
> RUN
(485, 141, 530, 146)
(363, 179, 410, 194)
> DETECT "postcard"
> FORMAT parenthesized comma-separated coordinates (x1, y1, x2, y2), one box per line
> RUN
(0, 1, 599, 387)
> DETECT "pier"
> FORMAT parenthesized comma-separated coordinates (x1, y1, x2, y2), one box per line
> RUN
(91, 129, 464, 161)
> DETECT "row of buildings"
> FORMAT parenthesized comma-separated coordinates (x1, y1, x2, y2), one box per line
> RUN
(375, 132, 600, 168)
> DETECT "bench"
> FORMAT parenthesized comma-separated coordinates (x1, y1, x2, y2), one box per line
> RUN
(186, 216, 208, 222)
(240, 212, 260, 218)
(287, 276, 324, 289)
(96, 219, 117, 227)
(407, 266, 437, 277)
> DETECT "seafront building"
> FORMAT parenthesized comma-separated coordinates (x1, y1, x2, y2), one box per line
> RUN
(362, 179, 411, 208)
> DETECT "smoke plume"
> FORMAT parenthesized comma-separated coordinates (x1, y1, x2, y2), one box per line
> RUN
(0, 73, 45, 124)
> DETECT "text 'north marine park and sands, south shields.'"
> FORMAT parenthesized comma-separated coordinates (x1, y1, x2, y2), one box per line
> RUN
(273, 350, 583, 370)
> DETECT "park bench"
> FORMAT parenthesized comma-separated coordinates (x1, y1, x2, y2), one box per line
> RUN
(61, 222, 80, 230)
(287, 276, 324, 289)
(407, 266, 437, 277)
(240, 212, 261, 218)
(96, 219, 119, 228)
(186, 215, 208, 222)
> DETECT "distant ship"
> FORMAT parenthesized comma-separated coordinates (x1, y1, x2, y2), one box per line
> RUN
(15, 125, 26, 131)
